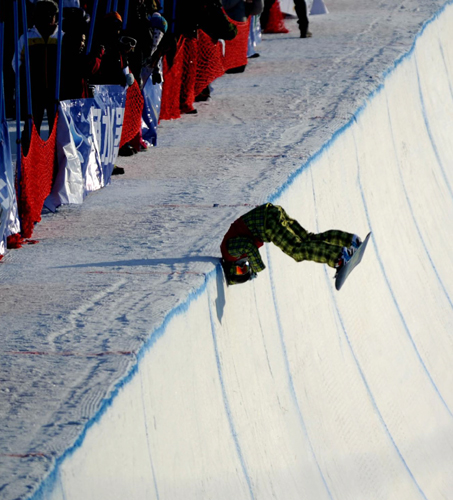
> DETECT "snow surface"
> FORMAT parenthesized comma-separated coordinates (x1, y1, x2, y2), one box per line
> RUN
(1, 0, 453, 498)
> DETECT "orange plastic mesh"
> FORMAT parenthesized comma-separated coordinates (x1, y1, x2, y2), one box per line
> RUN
(179, 37, 198, 114)
(222, 16, 251, 71)
(263, 0, 289, 33)
(119, 80, 144, 148)
(195, 29, 225, 97)
(161, 16, 251, 120)
(19, 116, 58, 239)
(160, 40, 185, 120)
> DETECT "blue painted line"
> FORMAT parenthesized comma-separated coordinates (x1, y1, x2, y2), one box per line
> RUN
(265, 246, 334, 500)
(414, 54, 453, 200)
(438, 40, 453, 102)
(351, 131, 453, 420)
(309, 169, 428, 499)
(269, 0, 453, 208)
(207, 286, 256, 500)
(384, 90, 453, 312)
(25, 2, 453, 498)
(27, 267, 219, 500)
(139, 371, 161, 500)
(324, 267, 429, 500)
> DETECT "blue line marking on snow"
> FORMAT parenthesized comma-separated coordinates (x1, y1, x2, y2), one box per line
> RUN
(139, 371, 161, 500)
(207, 287, 256, 500)
(384, 91, 453, 313)
(325, 266, 429, 499)
(438, 40, 453, 102)
(27, 2, 453, 497)
(27, 266, 220, 500)
(309, 170, 428, 499)
(352, 132, 453, 420)
(266, 246, 334, 500)
(414, 53, 453, 200)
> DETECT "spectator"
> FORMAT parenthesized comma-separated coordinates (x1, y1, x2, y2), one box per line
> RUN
(60, 7, 92, 100)
(89, 12, 135, 87)
(123, 0, 168, 89)
(13, 0, 60, 135)
(261, 0, 311, 38)
(221, 0, 264, 23)
(222, 0, 263, 73)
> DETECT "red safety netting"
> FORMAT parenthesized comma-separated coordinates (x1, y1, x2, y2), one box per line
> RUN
(221, 16, 251, 71)
(180, 37, 198, 114)
(160, 41, 186, 120)
(263, 0, 289, 33)
(195, 30, 226, 97)
(119, 80, 144, 148)
(160, 16, 251, 121)
(18, 117, 58, 239)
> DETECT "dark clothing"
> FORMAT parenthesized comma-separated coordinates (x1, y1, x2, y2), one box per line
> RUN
(14, 26, 59, 133)
(222, 0, 264, 23)
(261, 0, 309, 37)
(294, 0, 309, 37)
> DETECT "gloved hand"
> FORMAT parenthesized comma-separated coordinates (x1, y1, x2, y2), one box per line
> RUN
(125, 72, 135, 87)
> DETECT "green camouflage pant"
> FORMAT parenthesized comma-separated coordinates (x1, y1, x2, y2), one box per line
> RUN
(264, 205, 354, 268)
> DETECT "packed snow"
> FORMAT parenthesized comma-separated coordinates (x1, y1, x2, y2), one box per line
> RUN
(1, 0, 452, 498)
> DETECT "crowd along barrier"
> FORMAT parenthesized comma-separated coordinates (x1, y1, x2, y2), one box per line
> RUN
(46, 80, 148, 212)
(160, 15, 253, 121)
(263, 0, 289, 34)
(3, 15, 260, 253)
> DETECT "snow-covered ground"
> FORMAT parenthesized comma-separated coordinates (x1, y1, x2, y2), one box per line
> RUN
(1, 0, 453, 498)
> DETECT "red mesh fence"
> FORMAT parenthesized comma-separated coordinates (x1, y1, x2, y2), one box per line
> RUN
(19, 117, 58, 239)
(161, 17, 251, 120)
(179, 37, 198, 114)
(119, 80, 145, 148)
(263, 1, 289, 33)
(195, 30, 227, 97)
(160, 40, 187, 121)
(222, 16, 251, 71)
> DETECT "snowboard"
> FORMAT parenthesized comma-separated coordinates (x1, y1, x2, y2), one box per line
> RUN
(335, 232, 371, 291)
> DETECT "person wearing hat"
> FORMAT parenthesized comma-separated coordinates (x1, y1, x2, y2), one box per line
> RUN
(220, 203, 362, 285)
(89, 11, 136, 87)
(13, 0, 61, 137)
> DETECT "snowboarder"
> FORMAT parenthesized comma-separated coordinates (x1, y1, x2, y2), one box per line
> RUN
(220, 203, 362, 284)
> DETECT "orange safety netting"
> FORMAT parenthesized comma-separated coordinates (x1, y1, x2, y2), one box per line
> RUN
(179, 37, 198, 114)
(195, 29, 226, 98)
(160, 16, 251, 121)
(119, 80, 144, 148)
(160, 41, 186, 120)
(222, 16, 251, 71)
(263, 0, 289, 33)
(18, 117, 58, 239)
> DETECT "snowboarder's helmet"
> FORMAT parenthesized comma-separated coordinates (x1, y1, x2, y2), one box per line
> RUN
(227, 258, 252, 284)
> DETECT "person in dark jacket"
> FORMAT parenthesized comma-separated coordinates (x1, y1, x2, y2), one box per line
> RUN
(13, 0, 60, 134)
(221, 0, 264, 23)
(260, 0, 311, 38)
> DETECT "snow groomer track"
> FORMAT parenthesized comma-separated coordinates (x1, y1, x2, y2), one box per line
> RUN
(2, 0, 453, 498)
